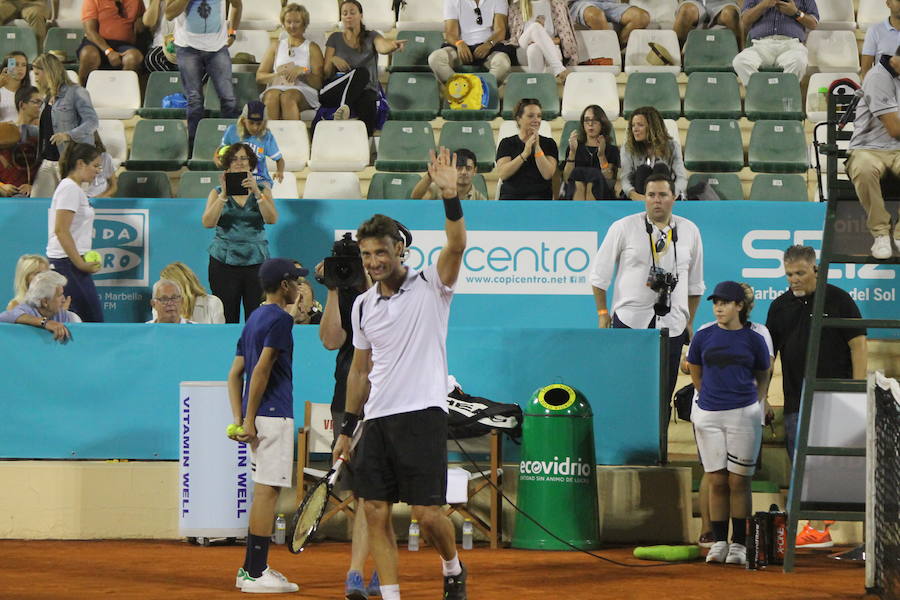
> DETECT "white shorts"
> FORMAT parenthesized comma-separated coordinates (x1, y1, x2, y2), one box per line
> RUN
(249, 416, 295, 487)
(692, 401, 762, 476)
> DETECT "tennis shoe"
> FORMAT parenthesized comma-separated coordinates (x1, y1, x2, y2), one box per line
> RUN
(871, 236, 892, 260)
(698, 532, 715, 549)
(240, 567, 299, 594)
(236, 567, 248, 588)
(443, 563, 467, 600)
(796, 523, 834, 549)
(705, 541, 728, 564)
(367, 571, 381, 597)
(725, 543, 747, 565)
(345, 570, 367, 600)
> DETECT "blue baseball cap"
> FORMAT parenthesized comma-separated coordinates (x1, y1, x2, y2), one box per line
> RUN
(259, 258, 308, 288)
(707, 280, 745, 303)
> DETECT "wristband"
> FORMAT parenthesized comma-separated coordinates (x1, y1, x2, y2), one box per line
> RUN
(454, 40, 465, 47)
(104, 47, 113, 56)
(600, 161, 610, 169)
(340, 412, 359, 436)
(597, 309, 608, 316)
(229, 28, 236, 36)
(442, 194, 463, 221)
(535, 150, 545, 158)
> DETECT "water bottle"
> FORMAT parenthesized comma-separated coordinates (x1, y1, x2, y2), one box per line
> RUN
(273, 514, 286, 545)
(408, 519, 420, 551)
(462, 519, 474, 550)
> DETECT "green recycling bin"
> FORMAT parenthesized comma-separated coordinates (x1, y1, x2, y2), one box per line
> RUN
(511, 383, 600, 550)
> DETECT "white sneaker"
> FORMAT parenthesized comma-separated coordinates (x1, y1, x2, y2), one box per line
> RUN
(240, 567, 299, 594)
(871, 236, 892, 259)
(236, 567, 247, 588)
(725, 543, 748, 565)
(706, 541, 728, 563)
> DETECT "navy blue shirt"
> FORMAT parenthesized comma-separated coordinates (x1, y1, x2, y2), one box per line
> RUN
(687, 324, 771, 411)
(236, 303, 294, 418)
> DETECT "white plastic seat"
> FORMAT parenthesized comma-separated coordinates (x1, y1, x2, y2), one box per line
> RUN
(664, 118, 681, 152)
(362, 0, 397, 31)
(815, 0, 856, 29)
(805, 72, 860, 123)
(240, 0, 281, 30)
(272, 173, 299, 199)
(266, 120, 309, 171)
(572, 30, 622, 73)
(302, 172, 362, 199)
(496, 120, 553, 148)
(97, 119, 128, 168)
(228, 30, 271, 72)
(55, 0, 82, 28)
(561, 72, 620, 121)
(396, 0, 444, 30)
(624, 30, 681, 74)
(85, 71, 141, 119)
(856, 0, 889, 30)
(308, 0, 339, 31)
(308, 120, 369, 171)
(805, 30, 860, 74)
(628, 0, 677, 29)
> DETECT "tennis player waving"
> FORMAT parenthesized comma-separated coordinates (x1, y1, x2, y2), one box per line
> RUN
(333, 147, 468, 600)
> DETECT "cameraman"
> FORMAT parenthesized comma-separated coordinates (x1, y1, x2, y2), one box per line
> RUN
(589, 173, 705, 406)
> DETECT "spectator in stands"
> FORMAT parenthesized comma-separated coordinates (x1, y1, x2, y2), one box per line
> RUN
(674, 0, 742, 50)
(0, 270, 81, 342)
(508, 0, 577, 82)
(0, 51, 30, 123)
(318, 0, 405, 137)
(620, 106, 686, 200)
(732, 0, 819, 86)
(590, 173, 705, 408)
(47, 142, 104, 322)
(412, 148, 486, 200)
(218, 101, 284, 189)
(166, 0, 242, 147)
(201, 142, 276, 324)
(567, 0, 649, 47)
(77, 0, 146, 85)
(495, 98, 558, 200)
(160, 261, 226, 323)
(143, 0, 178, 72)
(6, 253, 49, 310)
(257, 3, 322, 121)
(847, 49, 900, 259)
(429, 0, 514, 85)
(0, 85, 41, 197)
(147, 278, 196, 323)
(0, 0, 52, 46)
(860, 0, 900, 80)
(561, 104, 619, 200)
(82, 132, 117, 198)
(31, 53, 100, 198)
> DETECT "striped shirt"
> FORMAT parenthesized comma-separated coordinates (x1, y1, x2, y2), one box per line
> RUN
(744, 0, 819, 42)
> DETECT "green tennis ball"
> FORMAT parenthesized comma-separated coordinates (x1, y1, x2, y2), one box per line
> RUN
(83, 250, 101, 264)
(226, 424, 239, 436)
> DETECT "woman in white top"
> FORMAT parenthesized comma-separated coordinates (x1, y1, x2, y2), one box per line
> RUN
(47, 142, 104, 321)
(508, 0, 576, 82)
(0, 51, 31, 123)
(160, 261, 225, 323)
(257, 3, 323, 120)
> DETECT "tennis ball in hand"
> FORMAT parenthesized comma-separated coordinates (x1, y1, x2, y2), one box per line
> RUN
(226, 424, 245, 436)
(83, 250, 101, 264)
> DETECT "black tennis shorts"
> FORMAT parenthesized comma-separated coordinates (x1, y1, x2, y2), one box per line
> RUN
(353, 407, 448, 506)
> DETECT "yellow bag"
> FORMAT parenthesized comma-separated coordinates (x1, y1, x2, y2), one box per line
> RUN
(446, 74, 489, 110)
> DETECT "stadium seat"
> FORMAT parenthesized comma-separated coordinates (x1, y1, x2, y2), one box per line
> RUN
(805, 72, 860, 123)
(187, 119, 232, 171)
(367, 172, 421, 199)
(85, 70, 141, 119)
(748, 173, 809, 201)
(388, 30, 444, 72)
(748, 120, 809, 173)
(302, 172, 362, 199)
(272, 174, 299, 199)
(308, 0, 339, 31)
(396, 0, 444, 30)
(628, 0, 678, 29)
(682, 29, 738, 73)
(744, 72, 804, 121)
(624, 30, 681, 74)
(362, 0, 397, 31)
(0, 26, 38, 61)
(266, 120, 309, 171)
(178, 171, 220, 198)
(438, 121, 496, 171)
(123, 119, 188, 171)
(572, 30, 622, 73)
(805, 30, 860, 73)
(683, 72, 742, 120)
(561, 72, 620, 121)
(496, 120, 553, 147)
(856, 0, 889, 30)
(43, 28, 83, 66)
(139, 71, 187, 119)
(815, 0, 856, 29)
(501, 73, 560, 120)
(441, 73, 500, 121)
(204, 72, 260, 116)
(308, 120, 370, 171)
(374, 121, 436, 172)
(240, 0, 280, 30)
(228, 30, 272, 71)
(623, 72, 680, 119)
(115, 171, 173, 198)
(97, 119, 127, 168)
(684, 119, 744, 172)
(686, 172, 744, 200)
(557, 120, 618, 161)
(54, 0, 82, 28)
(387, 72, 441, 120)
(472, 173, 488, 199)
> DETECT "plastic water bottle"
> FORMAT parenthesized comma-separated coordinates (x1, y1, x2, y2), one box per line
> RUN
(408, 519, 420, 551)
(273, 514, 286, 545)
(462, 519, 474, 550)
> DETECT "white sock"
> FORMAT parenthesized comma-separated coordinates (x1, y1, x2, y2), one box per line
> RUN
(380, 584, 401, 600)
(442, 553, 461, 576)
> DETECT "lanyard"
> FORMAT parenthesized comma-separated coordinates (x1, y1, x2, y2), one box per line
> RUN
(646, 216, 678, 271)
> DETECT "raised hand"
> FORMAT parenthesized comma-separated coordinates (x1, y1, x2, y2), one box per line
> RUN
(427, 146, 458, 198)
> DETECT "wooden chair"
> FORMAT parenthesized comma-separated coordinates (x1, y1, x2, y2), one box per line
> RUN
(295, 401, 355, 524)
(446, 430, 504, 549)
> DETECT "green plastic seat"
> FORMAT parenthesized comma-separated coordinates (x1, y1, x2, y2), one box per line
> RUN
(471, 173, 488, 199)
(623, 72, 680, 119)
(122, 119, 188, 171)
(187, 119, 233, 170)
(687, 172, 744, 200)
(683, 72, 742, 120)
(441, 73, 500, 121)
(683, 29, 738, 73)
(684, 119, 744, 172)
(0, 26, 38, 61)
(749, 173, 808, 201)
(388, 30, 444, 72)
(745, 72, 804, 121)
(204, 72, 260, 116)
(748, 120, 808, 173)
(43, 27, 83, 66)
(387, 72, 440, 120)
(438, 121, 496, 171)
(178, 171, 220, 198)
(374, 121, 436, 172)
(367, 172, 421, 199)
(501, 73, 559, 120)
(115, 171, 173, 198)
(557, 120, 617, 161)
(139, 71, 187, 119)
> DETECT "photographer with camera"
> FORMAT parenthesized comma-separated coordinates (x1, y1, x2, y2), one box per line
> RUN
(589, 173, 705, 407)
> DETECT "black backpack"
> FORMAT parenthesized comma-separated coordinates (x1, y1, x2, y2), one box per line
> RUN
(447, 387, 523, 440)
